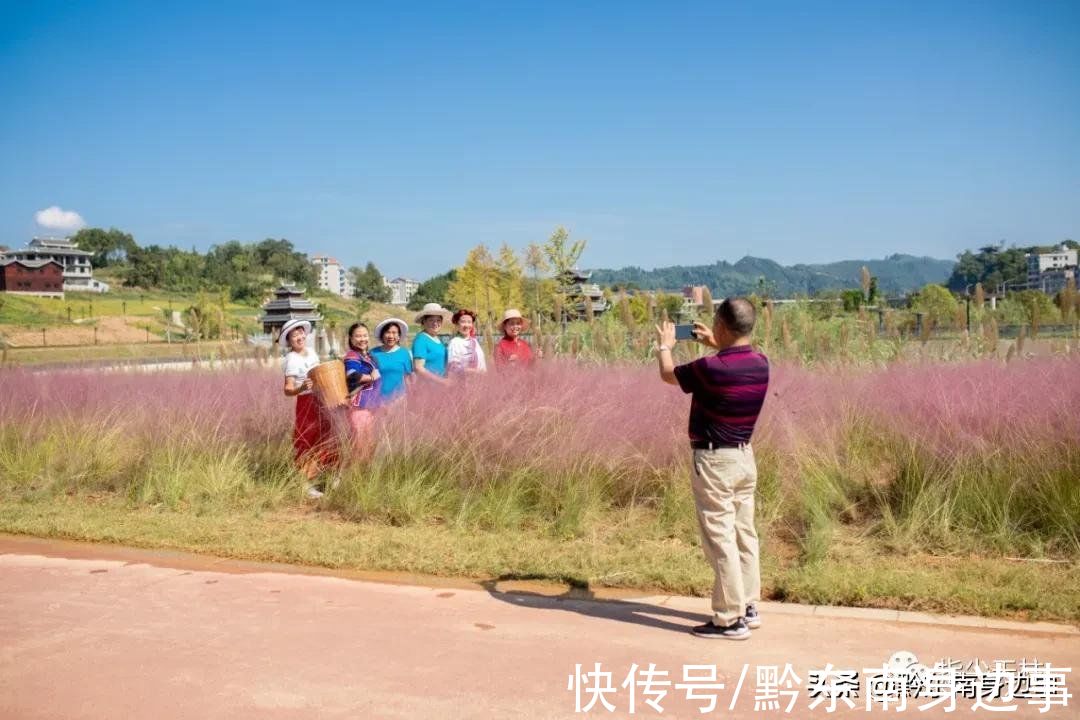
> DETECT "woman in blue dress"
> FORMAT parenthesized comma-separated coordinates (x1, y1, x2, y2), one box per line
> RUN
(411, 302, 450, 386)
(370, 318, 413, 401)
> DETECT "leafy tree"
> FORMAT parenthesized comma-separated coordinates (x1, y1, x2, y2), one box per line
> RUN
(448, 245, 500, 326)
(202, 241, 268, 301)
(407, 269, 457, 311)
(71, 227, 136, 267)
(841, 289, 865, 312)
(912, 284, 960, 328)
(947, 245, 1029, 292)
(523, 242, 552, 324)
(542, 226, 585, 276)
(543, 227, 589, 322)
(656, 293, 684, 320)
(1055, 277, 1078, 323)
(163, 249, 206, 293)
(125, 245, 168, 288)
(184, 292, 225, 340)
(122, 235, 314, 302)
(253, 238, 315, 287)
(495, 243, 524, 311)
(352, 262, 392, 303)
(1014, 290, 1058, 332)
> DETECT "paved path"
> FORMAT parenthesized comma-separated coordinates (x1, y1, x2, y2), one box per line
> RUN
(1, 537, 1076, 719)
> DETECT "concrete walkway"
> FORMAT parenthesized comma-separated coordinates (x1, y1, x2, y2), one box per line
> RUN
(1, 536, 1076, 719)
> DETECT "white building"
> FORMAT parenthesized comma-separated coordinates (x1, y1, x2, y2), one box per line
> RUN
(385, 277, 419, 306)
(0, 237, 109, 292)
(311, 254, 352, 296)
(1027, 245, 1078, 291)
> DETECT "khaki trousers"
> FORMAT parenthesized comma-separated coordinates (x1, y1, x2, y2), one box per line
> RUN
(690, 444, 761, 626)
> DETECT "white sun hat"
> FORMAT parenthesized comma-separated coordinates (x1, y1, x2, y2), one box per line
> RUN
(374, 317, 409, 342)
(278, 318, 312, 348)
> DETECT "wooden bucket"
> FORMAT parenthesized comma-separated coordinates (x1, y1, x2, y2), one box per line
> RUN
(308, 360, 349, 407)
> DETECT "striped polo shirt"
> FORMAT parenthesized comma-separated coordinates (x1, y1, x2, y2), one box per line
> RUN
(673, 344, 770, 446)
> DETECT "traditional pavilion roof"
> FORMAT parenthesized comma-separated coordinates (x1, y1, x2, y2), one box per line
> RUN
(6, 242, 91, 257)
(258, 284, 322, 329)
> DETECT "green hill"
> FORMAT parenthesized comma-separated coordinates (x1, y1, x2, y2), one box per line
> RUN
(590, 253, 953, 296)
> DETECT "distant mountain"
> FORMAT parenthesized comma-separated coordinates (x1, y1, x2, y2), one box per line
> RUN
(589, 253, 954, 296)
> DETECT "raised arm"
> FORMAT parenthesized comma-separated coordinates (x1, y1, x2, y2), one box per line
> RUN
(655, 321, 679, 386)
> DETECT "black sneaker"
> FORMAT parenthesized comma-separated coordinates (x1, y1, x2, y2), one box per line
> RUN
(745, 604, 761, 629)
(691, 618, 751, 640)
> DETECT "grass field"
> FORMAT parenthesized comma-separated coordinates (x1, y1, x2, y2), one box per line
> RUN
(2, 340, 266, 367)
(2, 497, 1075, 621)
(0, 286, 403, 353)
(2, 358, 1077, 622)
(0, 288, 256, 326)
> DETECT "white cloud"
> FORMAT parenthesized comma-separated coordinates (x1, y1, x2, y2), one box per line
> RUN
(34, 206, 86, 232)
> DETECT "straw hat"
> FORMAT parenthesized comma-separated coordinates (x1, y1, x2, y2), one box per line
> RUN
(279, 318, 312, 348)
(499, 308, 530, 331)
(374, 317, 409, 342)
(414, 302, 451, 324)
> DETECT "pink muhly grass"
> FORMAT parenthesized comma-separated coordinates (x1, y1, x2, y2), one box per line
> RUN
(2, 356, 1077, 510)
(1, 368, 288, 446)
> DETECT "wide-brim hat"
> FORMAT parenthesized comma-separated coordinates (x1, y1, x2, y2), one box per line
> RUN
(499, 308, 530, 331)
(414, 302, 451, 324)
(374, 318, 409, 342)
(279, 318, 312, 348)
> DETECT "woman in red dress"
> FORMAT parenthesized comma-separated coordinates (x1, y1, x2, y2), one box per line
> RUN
(493, 309, 535, 368)
(280, 318, 337, 498)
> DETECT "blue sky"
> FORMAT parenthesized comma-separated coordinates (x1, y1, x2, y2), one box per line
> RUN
(1, 1, 1078, 279)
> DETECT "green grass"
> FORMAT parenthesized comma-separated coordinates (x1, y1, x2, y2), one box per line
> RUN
(2, 340, 265, 366)
(0, 288, 258, 327)
(1, 494, 1075, 622)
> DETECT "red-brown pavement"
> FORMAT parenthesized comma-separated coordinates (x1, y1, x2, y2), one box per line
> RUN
(1, 537, 1076, 719)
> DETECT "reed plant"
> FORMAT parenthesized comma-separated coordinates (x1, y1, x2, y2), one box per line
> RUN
(3, 356, 1077, 556)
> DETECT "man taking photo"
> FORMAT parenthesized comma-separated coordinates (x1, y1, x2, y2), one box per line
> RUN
(655, 297, 770, 640)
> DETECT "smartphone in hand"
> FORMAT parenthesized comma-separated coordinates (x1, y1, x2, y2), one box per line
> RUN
(674, 324, 697, 341)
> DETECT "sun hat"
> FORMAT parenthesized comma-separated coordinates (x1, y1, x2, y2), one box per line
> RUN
(499, 308, 530, 331)
(278, 318, 312, 348)
(414, 302, 451, 324)
(374, 317, 409, 342)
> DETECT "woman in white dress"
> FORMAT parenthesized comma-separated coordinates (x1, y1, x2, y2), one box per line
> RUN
(447, 309, 487, 376)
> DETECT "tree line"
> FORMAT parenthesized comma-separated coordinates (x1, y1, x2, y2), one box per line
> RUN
(405, 226, 686, 330)
(947, 240, 1078, 292)
(72, 228, 316, 302)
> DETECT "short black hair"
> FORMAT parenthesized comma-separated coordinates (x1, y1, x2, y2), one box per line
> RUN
(715, 297, 756, 336)
(378, 323, 399, 341)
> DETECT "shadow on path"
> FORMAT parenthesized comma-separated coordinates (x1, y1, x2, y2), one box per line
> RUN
(480, 575, 709, 636)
